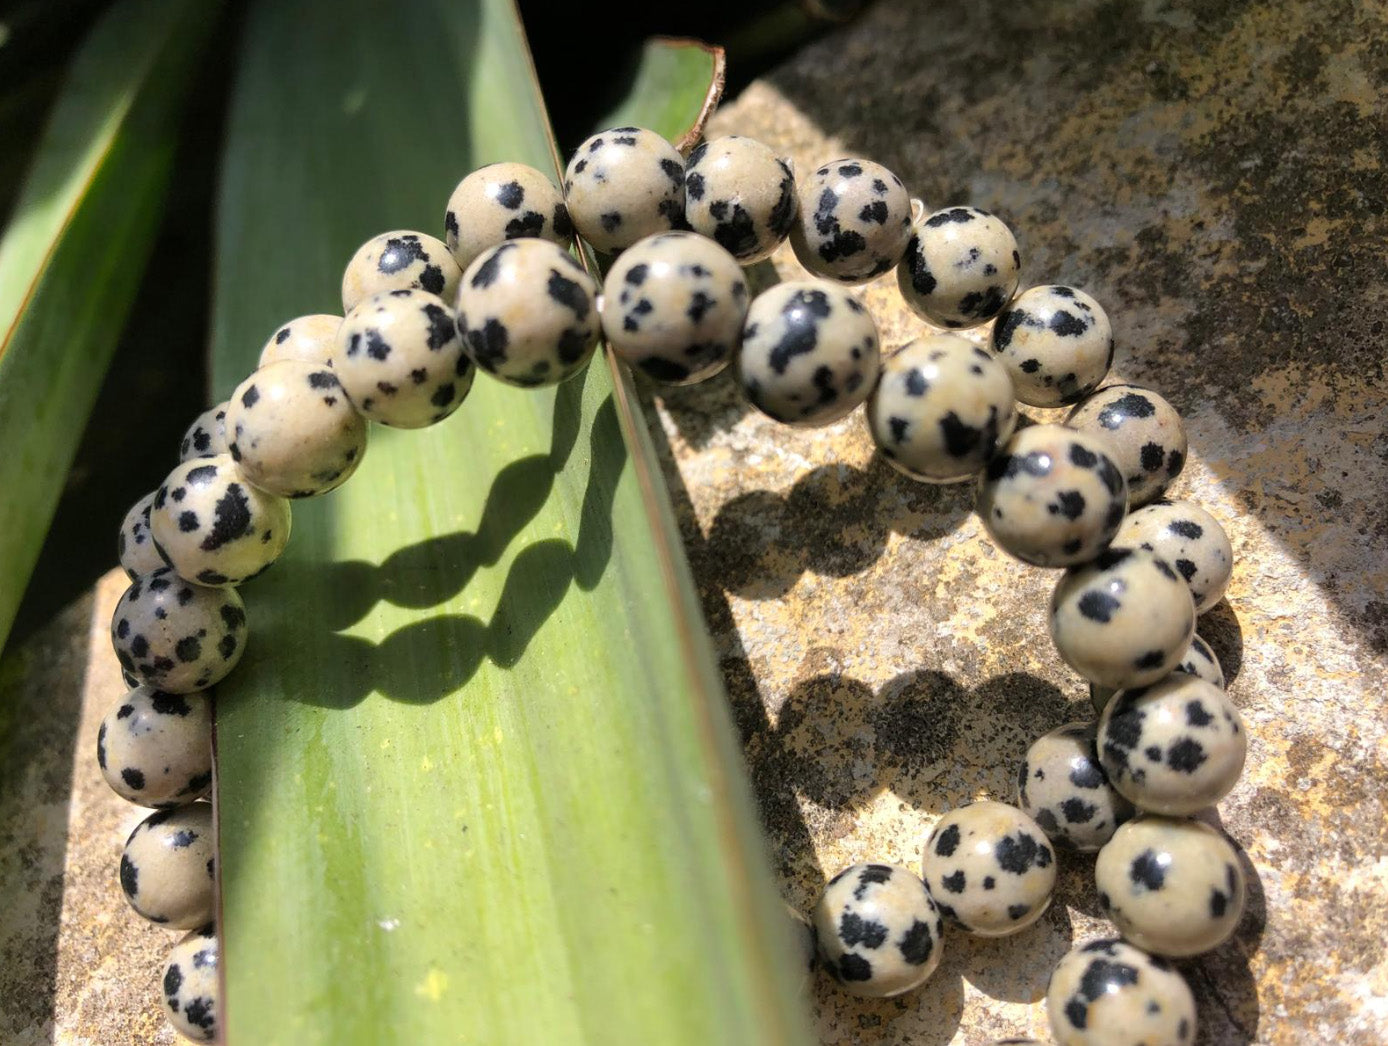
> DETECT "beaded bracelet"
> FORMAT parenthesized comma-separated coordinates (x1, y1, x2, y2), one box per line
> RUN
(99, 112, 1248, 1045)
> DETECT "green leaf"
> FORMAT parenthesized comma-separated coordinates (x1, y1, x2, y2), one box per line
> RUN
(598, 37, 727, 153)
(0, 0, 218, 653)
(212, 2, 812, 1043)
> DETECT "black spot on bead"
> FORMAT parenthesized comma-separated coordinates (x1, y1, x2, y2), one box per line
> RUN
(839, 911, 888, 949)
(1078, 590, 1121, 623)
(495, 180, 524, 209)
(838, 953, 872, 982)
(1130, 849, 1167, 890)
(120, 852, 140, 896)
(899, 920, 935, 964)
(1167, 737, 1207, 772)
(934, 823, 961, 857)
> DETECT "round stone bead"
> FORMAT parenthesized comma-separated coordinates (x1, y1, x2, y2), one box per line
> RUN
(335, 288, 472, 426)
(898, 206, 1021, 329)
(341, 230, 462, 313)
(444, 161, 572, 272)
(1098, 673, 1246, 815)
(1091, 632, 1225, 713)
(1096, 816, 1246, 957)
(600, 231, 748, 384)
(120, 803, 216, 929)
(868, 333, 1017, 482)
(258, 313, 340, 369)
(563, 126, 685, 254)
(111, 568, 247, 693)
(1047, 938, 1196, 1046)
(991, 285, 1113, 406)
(1067, 384, 1187, 506)
(162, 923, 219, 1042)
(178, 403, 228, 462)
(976, 424, 1128, 567)
(789, 158, 912, 283)
(1115, 500, 1233, 613)
(1050, 547, 1196, 690)
(813, 863, 943, 996)
(98, 686, 212, 807)
(1019, 722, 1135, 853)
(921, 800, 1056, 937)
(118, 491, 164, 579)
(226, 360, 368, 497)
(683, 135, 797, 263)
(738, 280, 879, 426)
(456, 239, 600, 387)
(149, 454, 291, 587)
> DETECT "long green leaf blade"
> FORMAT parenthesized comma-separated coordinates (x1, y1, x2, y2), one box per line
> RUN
(212, 2, 811, 1042)
(597, 37, 728, 152)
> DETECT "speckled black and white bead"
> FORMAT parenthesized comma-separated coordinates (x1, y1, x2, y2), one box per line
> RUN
(335, 288, 472, 427)
(600, 231, 747, 384)
(898, 207, 1021, 329)
(684, 135, 796, 263)
(921, 801, 1056, 937)
(1115, 500, 1233, 613)
(813, 863, 943, 997)
(976, 424, 1128, 567)
(149, 454, 291, 586)
(120, 803, 216, 928)
(1091, 632, 1225, 713)
(867, 333, 1016, 482)
(1098, 673, 1246, 816)
(738, 281, 879, 426)
(341, 230, 462, 313)
(789, 158, 912, 284)
(1067, 385, 1187, 506)
(111, 568, 247, 693)
(258, 313, 340, 369)
(118, 491, 164, 579)
(456, 239, 600, 387)
(162, 923, 219, 1042)
(1047, 938, 1196, 1046)
(226, 360, 368, 497)
(991, 285, 1112, 406)
(1096, 815, 1246, 957)
(444, 161, 572, 272)
(178, 403, 228, 462)
(1050, 547, 1196, 690)
(563, 126, 685, 254)
(1018, 722, 1134, 853)
(98, 685, 212, 807)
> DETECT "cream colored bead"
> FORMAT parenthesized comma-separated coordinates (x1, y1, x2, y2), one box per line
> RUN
(991, 285, 1113, 406)
(341, 230, 462, 313)
(98, 685, 212, 807)
(258, 313, 341, 368)
(899, 206, 1021, 328)
(789, 158, 912, 284)
(814, 863, 943, 996)
(1047, 938, 1196, 1046)
(111, 568, 247, 694)
(444, 161, 572, 272)
(1018, 722, 1134, 853)
(178, 402, 228, 462)
(118, 491, 164, 579)
(1115, 499, 1233, 613)
(564, 126, 685, 254)
(120, 803, 215, 928)
(684, 135, 797, 263)
(1091, 632, 1225, 713)
(1068, 384, 1188, 506)
(162, 924, 219, 1042)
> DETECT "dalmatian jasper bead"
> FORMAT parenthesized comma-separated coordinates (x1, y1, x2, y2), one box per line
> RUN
(444, 161, 572, 272)
(1047, 938, 1196, 1046)
(789, 158, 912, 284)
(899, 206, 1022, 329)
(258, 313, 340, 369)
(738, 281, 880, 426)
(1091, 632, 1225, 713)
(335, 288, 472, 427)
(1115, 500, 1233, 613)
(226, 360, 368, 498)
(1018, 722, 1135, 853)
(149, 454, 291, 586)
(564, 126, 685, 254)
(457, 239, 600, 387)
(1098, 673, 1246, 816)
(178, 402, 228, 462)
(120, 803, 216, 928)
(162, 923, 219, 1042)
(921, 800, 1056, 936)
(118, 491, 164, 579)
(684, 135, 797, 263)
(976, 424, 1128, 567)
(98, 685, 212, 807)
(1050, 547, 1196, 690)
(600, 231, 747, 384)
(991, 285, 1113, 406)
(1068, 384, 1187, 506)
(341, 230, 462, 313)
(868, 333, 1016, 482)
(813, 863, 943, 996)
(111, 568, 247, 693)
(1096, 815, 1246, 957)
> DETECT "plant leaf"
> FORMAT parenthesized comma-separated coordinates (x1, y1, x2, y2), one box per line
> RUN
(0, 0, 218, 653)
(211, 1, 811, 1043)
(597, 37, 727, 153)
